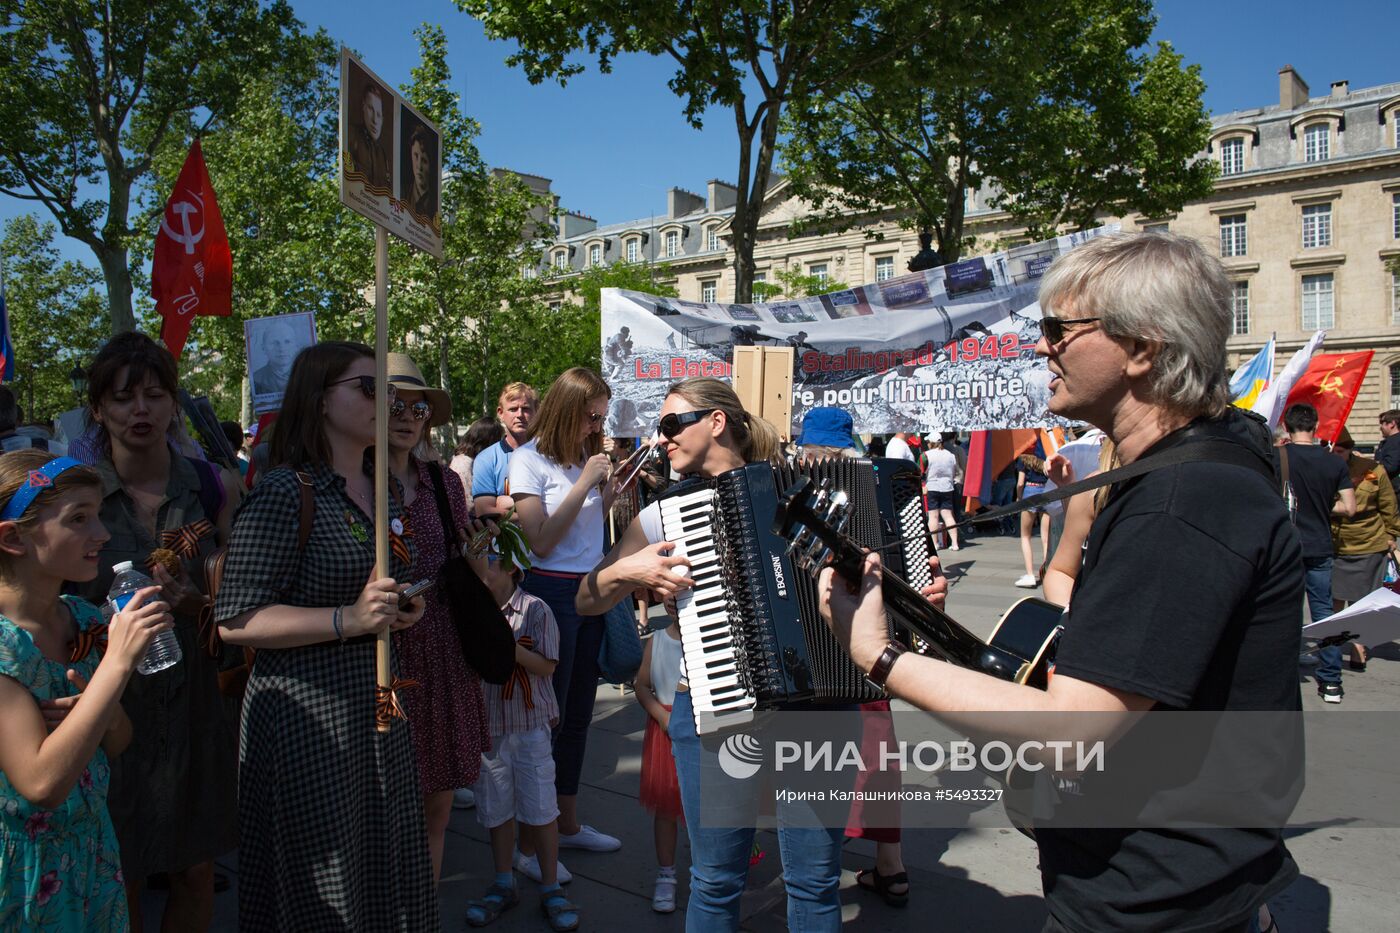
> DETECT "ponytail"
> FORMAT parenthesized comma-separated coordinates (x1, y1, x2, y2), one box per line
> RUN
(665, 377, 783, 465)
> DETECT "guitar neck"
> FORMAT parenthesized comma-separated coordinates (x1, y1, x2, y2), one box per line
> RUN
(828, 544, 998, 671)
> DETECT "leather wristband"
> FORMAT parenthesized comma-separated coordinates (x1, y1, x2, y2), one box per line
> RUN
(866, 641, 907, 691)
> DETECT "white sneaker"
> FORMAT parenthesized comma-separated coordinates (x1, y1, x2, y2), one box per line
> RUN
(652, 871, 678, 913)
(513, 849, 572, 884)
(452, 788, 476, 810)
(1014, 574, 1038, 588)
(557, 824, 621, 852)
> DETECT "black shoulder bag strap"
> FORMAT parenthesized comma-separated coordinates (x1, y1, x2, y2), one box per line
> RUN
(957, 439, 1275, 530)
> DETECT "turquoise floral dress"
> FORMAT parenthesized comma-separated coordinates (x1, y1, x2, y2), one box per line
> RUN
(0, 596, 128, 931)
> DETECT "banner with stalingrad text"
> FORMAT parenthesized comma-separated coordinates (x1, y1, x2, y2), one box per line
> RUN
(601, 226, 1118, 437)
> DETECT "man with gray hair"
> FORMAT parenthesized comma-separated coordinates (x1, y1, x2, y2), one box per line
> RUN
(819, 232, 1302, 932)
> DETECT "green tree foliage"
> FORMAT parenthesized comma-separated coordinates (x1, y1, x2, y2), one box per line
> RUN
(0, 0, 309, 334)
(390, 25, 562, 434)
(457, 0, 927, 303)
(566, 261, 679, 317)
(759, 266, 849, 300)
(1, 215, 107, 423)
(781, 0, 1216, 263)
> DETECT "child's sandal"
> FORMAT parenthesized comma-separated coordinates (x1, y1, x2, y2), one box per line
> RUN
(541, 892, 581, 932)
(465, 882, 519, 927)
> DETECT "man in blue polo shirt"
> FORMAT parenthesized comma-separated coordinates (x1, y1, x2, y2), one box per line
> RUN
(472, 381, 537, 512)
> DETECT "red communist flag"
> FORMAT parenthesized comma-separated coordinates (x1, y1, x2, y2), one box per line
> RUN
(1282, 350, 1373, 443)
(152, 139, 232, 359)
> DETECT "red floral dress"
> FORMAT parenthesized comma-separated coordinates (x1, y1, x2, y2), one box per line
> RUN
(394, 459, 490, 793)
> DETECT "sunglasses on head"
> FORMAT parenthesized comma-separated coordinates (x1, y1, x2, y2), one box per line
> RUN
(659, 408, 717, 440)
(326, 375, 395, 400)
(1040, 316, 1101, 344)
(390, 398, 433, 422)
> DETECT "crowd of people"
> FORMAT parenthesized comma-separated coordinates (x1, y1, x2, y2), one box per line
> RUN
(0, 231, 1397, 932)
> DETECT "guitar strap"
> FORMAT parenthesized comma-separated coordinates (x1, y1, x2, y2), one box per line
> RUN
(953, 437, 1275, 530)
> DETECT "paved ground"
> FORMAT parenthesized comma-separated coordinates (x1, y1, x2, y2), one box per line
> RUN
(170, 531, 1398, 932)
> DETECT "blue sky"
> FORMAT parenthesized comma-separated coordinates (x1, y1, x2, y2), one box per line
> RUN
(3, 0, 1394, 263)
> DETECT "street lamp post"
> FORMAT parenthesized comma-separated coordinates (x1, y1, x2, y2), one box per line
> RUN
(68, 364, 87, 403)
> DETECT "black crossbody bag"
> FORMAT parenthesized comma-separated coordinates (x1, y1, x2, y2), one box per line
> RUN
(424, 461, 517, 685)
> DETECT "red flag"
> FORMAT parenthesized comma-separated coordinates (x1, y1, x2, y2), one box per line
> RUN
(152, 139, 232, 359)
(1282, 351, 1373, 443)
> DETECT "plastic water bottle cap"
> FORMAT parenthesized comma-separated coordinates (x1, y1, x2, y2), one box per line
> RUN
(113, 560, 134, 573)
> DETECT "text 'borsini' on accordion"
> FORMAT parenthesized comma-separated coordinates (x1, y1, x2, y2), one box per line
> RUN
(659, 457, 932, 734)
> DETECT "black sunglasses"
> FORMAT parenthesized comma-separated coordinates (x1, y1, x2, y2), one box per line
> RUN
(326, 375, 395, 400)
(1040, 316, 1101, 344)
(391, 398, 433, 422)
(659, 409, 717, 440)
(586, 411, 604, 424)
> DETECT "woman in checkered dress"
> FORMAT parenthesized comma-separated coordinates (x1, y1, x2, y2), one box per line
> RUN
(213, 343, 438, 932)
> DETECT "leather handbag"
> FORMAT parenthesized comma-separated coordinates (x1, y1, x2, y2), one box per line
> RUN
(425, 461, 517, 684)
(597, 596, 644, 684)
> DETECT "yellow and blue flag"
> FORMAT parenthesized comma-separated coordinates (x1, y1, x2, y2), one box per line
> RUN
(1229, 336, 1274, 410)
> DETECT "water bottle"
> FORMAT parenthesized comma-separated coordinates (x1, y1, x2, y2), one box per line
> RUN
(108, 560, 182, 675)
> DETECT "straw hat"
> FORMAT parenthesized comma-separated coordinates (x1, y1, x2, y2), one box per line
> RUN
(386, 352, 452, 427)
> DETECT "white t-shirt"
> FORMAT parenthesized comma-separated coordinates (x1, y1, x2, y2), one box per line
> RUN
(507, 440, 605, 573)
(885, 436, 914, 462)
(638, 501, 688, 681)
(923, 448, 959, 493)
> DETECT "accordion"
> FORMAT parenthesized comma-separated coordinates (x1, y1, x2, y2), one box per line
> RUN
(659, 457, 932, 734)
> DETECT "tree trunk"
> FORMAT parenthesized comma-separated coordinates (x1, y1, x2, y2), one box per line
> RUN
(438, 332, 454, 446)
(95, 244, 136, 335)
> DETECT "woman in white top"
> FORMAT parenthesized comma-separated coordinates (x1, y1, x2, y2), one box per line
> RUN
(509, 367, 624, 863)
(922, 436, 961, 550)
(577, 378, 948, 932)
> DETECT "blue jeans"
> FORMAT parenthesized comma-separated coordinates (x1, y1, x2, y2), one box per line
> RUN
(669, 690, 845, 932)
(521, 571, 604, 797)
(1301, 556, 1341, 685)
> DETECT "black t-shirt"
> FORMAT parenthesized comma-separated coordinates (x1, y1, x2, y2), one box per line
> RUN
(1037, 413, 1302, 931)
(1283, 442, 1352, 558)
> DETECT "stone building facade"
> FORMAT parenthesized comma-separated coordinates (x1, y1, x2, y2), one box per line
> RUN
(534, 65, 1400, 437)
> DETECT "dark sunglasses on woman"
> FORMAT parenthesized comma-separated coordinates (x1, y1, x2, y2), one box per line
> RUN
(1039, 316, 1101, 344)
(326, 375, 395, 400)
(658, 408, 716, 440)
(390, 398, 433, 422)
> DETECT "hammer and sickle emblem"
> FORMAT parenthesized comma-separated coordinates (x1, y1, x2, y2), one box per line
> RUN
(160, 190, 206, 255)
(1319, 357, 1348, 398)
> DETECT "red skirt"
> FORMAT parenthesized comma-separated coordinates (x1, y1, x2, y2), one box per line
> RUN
(641, 705, 684, 821)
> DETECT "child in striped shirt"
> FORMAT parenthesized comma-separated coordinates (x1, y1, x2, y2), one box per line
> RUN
(468, 554, 580, 931)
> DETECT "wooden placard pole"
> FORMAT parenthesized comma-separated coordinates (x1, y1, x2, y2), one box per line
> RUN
(373, 225, 392, 732)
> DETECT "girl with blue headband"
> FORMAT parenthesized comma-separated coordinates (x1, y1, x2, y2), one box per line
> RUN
(0, 449, 174, 930)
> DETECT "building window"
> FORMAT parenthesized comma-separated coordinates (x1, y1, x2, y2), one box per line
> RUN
(1230, 281, 1250, 335)
(1219, 137, 1244, 175)
(1301, 273, 1335, 329)
(1392, 271, 1400, 326)
(700, 280, 718, 303)
(664, 230, 681, 258)
(808, 262, 829, 284)
(1301, 204, 1332, 249)
(875, 256, 895, 281)
(522, 264, 537, 280)
(548, 300, 562, 312)
(1220, 214, 1247, 257)
(1143, 222, 1169, 234)
(1392, 363, 1400, 405)
(706, 227, 720, 252)
(552, 249, 568, 270)
(588, 244, 602, 267)
(625, 238, 641, 263)
(1393, 194, 1399, 239)
(1303, 123, 1329, 162)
